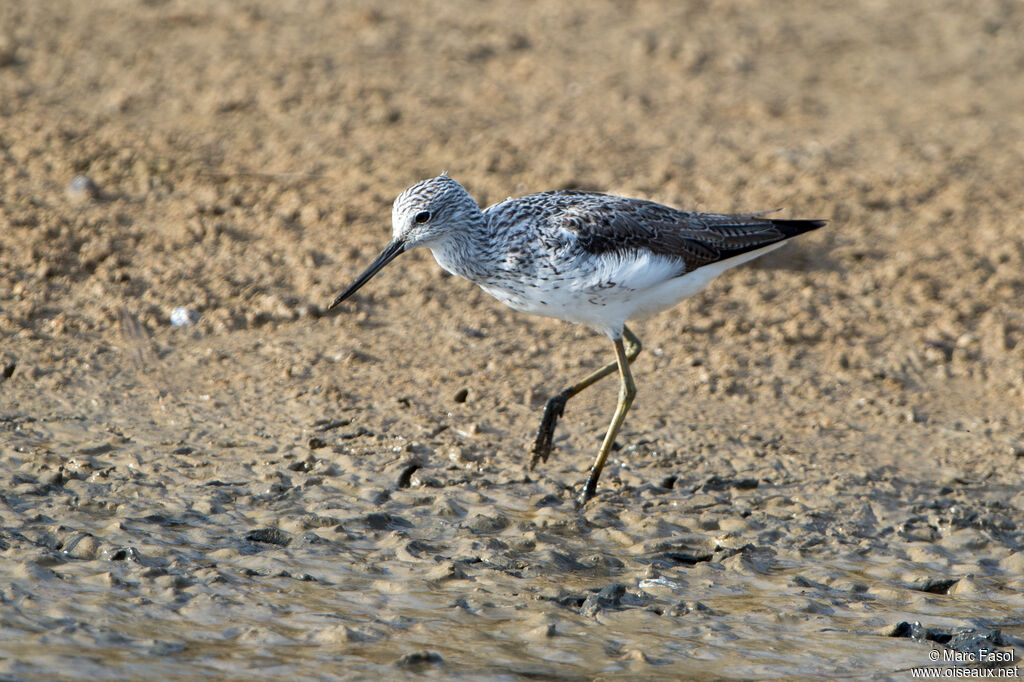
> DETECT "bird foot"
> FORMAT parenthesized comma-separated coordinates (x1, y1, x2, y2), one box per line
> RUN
(576, 474, 599, 508)
(529, 392, 569, 469)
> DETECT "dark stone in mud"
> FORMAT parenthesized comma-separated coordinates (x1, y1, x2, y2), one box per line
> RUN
(338, 425, 373, 440)
(402, 539, 442, 559)
(296, 532, 329, 546)
(245, 528, 292, 547)
(298, 513, 344, 529)
(395, 650, 443, 667)
(944, 630, 1020, 666)
(666, 600, 717, 617)
(288, 454, 315, 471)
(363, 512, 414, 530)
(647, 537, 715, 566)
(891, 622, 1019, 667)
(313, 419, 351, 432)
(365, 487, 391, 505)
(452, 387, 469, 403)
(654, 550, 713, 566)
(548, 593, 587, 609)
(580, 583, 627, 617)
(891, 621, 928, 640)
(103, 546, 142, 562)
(719, 544, 777, 573)
(540, 550, 588, 572)
(78, 442, 115, 456)
(306, 437, 327, 450)
(532, 493, 563, 508)
(140, 514, 187, 527)
(911, 577, 959, 594)
(577, 583, 652, 617)
(700, 475, 759, 491)
(466, 513, 509, 532)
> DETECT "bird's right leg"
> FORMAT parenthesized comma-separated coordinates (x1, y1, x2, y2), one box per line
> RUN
(529, 325, 642, 469)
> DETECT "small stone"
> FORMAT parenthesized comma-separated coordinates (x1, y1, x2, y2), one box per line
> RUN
(245, 528, 292, 547)
(102, 546, 141, 562)
(466, 513, 508, 532)
(580, 583, 627, 617)
(666, 600, 716, 617)
(66, 175, 100, 203)
(452, 387, 469, 403)
(170, 307, 201, 326)
(78, 442, 114, 456)
(395, 650, 443, 668)
(363, 512, 413, 530)
(64, 533, 101, 560)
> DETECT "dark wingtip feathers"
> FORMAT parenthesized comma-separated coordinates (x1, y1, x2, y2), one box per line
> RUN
(769, 218, 828, 239)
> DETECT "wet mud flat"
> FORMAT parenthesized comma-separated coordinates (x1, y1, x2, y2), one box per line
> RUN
(2, 318, 1024, 679)
(3, 0, 1024, 678)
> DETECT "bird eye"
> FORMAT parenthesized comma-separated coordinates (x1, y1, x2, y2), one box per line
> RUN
(414, 211, 431, 224)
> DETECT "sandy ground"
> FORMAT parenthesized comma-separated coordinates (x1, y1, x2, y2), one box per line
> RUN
(2, 0, 1024, 679)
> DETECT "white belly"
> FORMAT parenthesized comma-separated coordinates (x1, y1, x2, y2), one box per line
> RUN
(438, 242, 787, 337)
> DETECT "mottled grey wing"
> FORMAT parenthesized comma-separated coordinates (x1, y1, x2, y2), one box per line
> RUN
(552, 194, 824, 273)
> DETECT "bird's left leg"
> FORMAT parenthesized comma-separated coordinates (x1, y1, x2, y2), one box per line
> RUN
(529, 326, 642, 469)
(579, 334, 636, 505)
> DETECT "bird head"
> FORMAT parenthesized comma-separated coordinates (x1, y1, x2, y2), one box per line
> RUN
(390, 174, 480, 248)
(329, 175, 480, 310)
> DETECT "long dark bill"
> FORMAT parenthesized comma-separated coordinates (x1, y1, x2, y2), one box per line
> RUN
(328, 239, 407, 310)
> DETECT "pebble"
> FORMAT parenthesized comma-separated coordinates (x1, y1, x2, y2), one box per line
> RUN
(395, 650, 443, 668)
(170, 307, 201, 327)
(666, 600, 716, 617)
(63, 533, 101, 560)
(363, 512, 413, 531)
(245, 528, 292, 547)
(66, 175, 100, 203)
(466, 513, 508, 532)
(580, 583, 626, 617)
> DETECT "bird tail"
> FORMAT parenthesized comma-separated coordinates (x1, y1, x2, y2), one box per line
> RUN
(768, 218, 828, 239)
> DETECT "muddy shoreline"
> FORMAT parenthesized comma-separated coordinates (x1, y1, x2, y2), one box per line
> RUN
(2, 0, 1024, 678)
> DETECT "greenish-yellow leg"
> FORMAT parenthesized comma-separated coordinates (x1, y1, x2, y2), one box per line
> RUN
(529, 326, 642, 469)
(579, 336, 637, 505)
